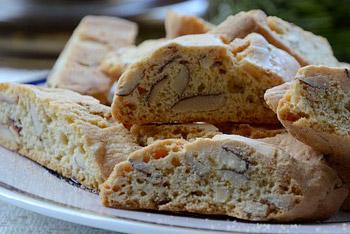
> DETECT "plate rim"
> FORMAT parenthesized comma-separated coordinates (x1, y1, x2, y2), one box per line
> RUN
(0, 180, 236, 234)
(1, 180, 349, 234)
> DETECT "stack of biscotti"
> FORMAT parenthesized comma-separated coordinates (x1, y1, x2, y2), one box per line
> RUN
(97, 9, 350, 222)
(2, 9, 348, 223)
(47, 16, 137, 104)
(0, 83, 141, 191)
(265, 65, 350, 209)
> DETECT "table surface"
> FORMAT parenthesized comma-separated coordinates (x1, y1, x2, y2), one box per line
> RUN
(0, 201, 122, 234)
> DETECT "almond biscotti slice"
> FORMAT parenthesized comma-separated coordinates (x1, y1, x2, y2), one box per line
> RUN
(165, 11, 214, 38)
(112, 33, 299, 126)
(210, 10, 338, 66)
(47, 16, 138, 104)
(215, 123, 285, 139)
(100, 134, 346, 221)
(130, 123, 220, 146)
(0, 83, 141, 190)
(272, 66, 350, 158)
(265, 66, 350, 209)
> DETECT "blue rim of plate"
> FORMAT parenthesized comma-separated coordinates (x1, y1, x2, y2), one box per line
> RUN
(27, 77, 47, 85)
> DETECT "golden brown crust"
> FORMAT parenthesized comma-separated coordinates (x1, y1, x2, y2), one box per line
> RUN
(0, 83, 140, 190)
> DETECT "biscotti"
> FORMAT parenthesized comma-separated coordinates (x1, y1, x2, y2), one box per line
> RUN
(210, 10, 338, 66)
(215, 123, 285, 139)
(100, 134, 346, 221)
(265, 66, 350, 209)
(0, 83, 141, 190)
(112, 33, 299, 126)
(130, 123, 220, 146)
(47, 16, 138, 104)
(270, 66, 350, 158)
(165, 11, 214, 38)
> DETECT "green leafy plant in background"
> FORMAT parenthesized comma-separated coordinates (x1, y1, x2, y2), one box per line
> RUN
(208, 0, 350, 62)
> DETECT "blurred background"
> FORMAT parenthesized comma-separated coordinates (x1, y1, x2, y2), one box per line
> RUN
(0, 0, 349, 81)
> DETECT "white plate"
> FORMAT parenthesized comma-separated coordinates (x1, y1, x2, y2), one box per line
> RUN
(0, 146, 350, 234)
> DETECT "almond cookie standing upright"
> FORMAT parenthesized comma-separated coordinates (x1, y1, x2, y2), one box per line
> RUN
(0, 83, 141, 190)
(271, 66, 350, 159)
(47, 16, 138, 104)
(210, 10, 339, 66)
(265, 65, 350, 209)
(100, 134, 346, 221)
(112, 33, 300, 126)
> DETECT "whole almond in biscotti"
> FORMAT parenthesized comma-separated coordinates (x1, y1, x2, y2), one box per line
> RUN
(165, 11, 214, 38)
(100, 134, 346, 222)
(130, 123, 221, 146)
(210, 10, 339, 66)
(0, 83, 141, 190)
(112, 33, 300, 126)
(47, 16, 138, 104)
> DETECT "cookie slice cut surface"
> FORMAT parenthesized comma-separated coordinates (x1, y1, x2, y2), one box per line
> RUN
(101, 134, 345, 221)
(112, 33, 299, 126)
(0, 83, 140, 190)
(275, 66, 350, 158)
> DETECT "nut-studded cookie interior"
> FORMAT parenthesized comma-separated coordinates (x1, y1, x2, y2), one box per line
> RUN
(278, 66, 350, 135)
(101, 135, 345, 221)
(112, 33, 299, 126)
(0, 83, 140, 190)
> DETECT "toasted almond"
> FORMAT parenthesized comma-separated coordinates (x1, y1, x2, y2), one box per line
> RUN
(172, 94, 225, 113)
